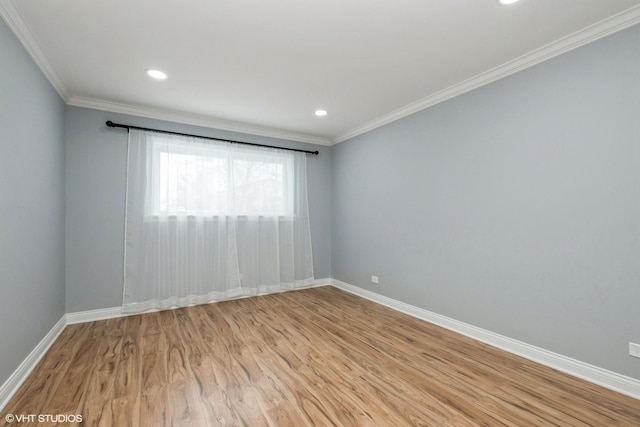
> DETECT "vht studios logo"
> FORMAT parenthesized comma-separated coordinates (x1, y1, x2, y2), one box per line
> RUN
(5, 413, 83, 423)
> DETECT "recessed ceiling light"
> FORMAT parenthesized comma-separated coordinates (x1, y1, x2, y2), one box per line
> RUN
(315, 110, 327, 117)
(146, 69, 168, 80)
(498, 0, 521, 4)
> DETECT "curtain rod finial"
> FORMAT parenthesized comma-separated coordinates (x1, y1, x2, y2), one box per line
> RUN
(106, 120, 115, 127)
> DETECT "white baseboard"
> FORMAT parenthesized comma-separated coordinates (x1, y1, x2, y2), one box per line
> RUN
(0, 315, 66, 411)
(330, 278, 640, 400)
(10, 277, 631, 413)
(0, 278, 332, 411)
(64, 279, 331, 324)
(65, 306, 125, 324)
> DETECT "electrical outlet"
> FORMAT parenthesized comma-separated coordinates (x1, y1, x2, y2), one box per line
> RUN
(630, 342, 640, 359)
(371, 275, 379, 284)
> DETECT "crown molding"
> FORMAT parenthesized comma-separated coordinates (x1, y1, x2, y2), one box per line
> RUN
(68, 96, 332, 146)
(1, 0, 329, 146)
(0, 0, 70, 101)
(332, 5, 640, 144)
(4, 0, 640, 147)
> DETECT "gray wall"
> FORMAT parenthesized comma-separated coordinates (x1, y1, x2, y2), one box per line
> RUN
(65, 106, 332, 312)
(3, 5, 638, 390)
(332, 24, 640, 379)
(0, 20, 66, 386)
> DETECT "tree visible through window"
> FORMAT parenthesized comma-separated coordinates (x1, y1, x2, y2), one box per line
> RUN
(149, 140, 294, 217)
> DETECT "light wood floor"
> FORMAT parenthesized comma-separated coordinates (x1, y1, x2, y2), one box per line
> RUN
(2, 286, 639, 426)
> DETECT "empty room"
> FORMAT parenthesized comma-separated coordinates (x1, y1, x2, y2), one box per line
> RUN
(1, 0, 640, 425)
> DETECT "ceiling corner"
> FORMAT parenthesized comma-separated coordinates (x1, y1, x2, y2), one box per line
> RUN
(0, 0, 71, 102)
(332, 3, 640, 146)
(68, 96, 333, 147)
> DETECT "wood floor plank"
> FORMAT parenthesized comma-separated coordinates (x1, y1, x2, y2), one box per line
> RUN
(2, 286, 639, 426)
(79, 333, 125, 426)
(38, 336, 102, 416)
(138, 316, 170, 427)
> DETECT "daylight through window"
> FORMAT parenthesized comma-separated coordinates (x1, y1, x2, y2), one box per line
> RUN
(147, 137, 294, 217)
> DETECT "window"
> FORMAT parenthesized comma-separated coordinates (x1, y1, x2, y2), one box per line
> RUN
(146, 136, 294, 217)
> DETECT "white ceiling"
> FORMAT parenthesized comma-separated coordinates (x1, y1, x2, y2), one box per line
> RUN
(2, 0, 640, 145)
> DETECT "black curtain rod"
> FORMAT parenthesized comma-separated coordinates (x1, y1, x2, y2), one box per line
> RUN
(105, 121, 319, 155)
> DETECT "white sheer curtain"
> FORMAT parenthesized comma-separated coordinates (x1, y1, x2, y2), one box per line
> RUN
(123, 130, 314, 313)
